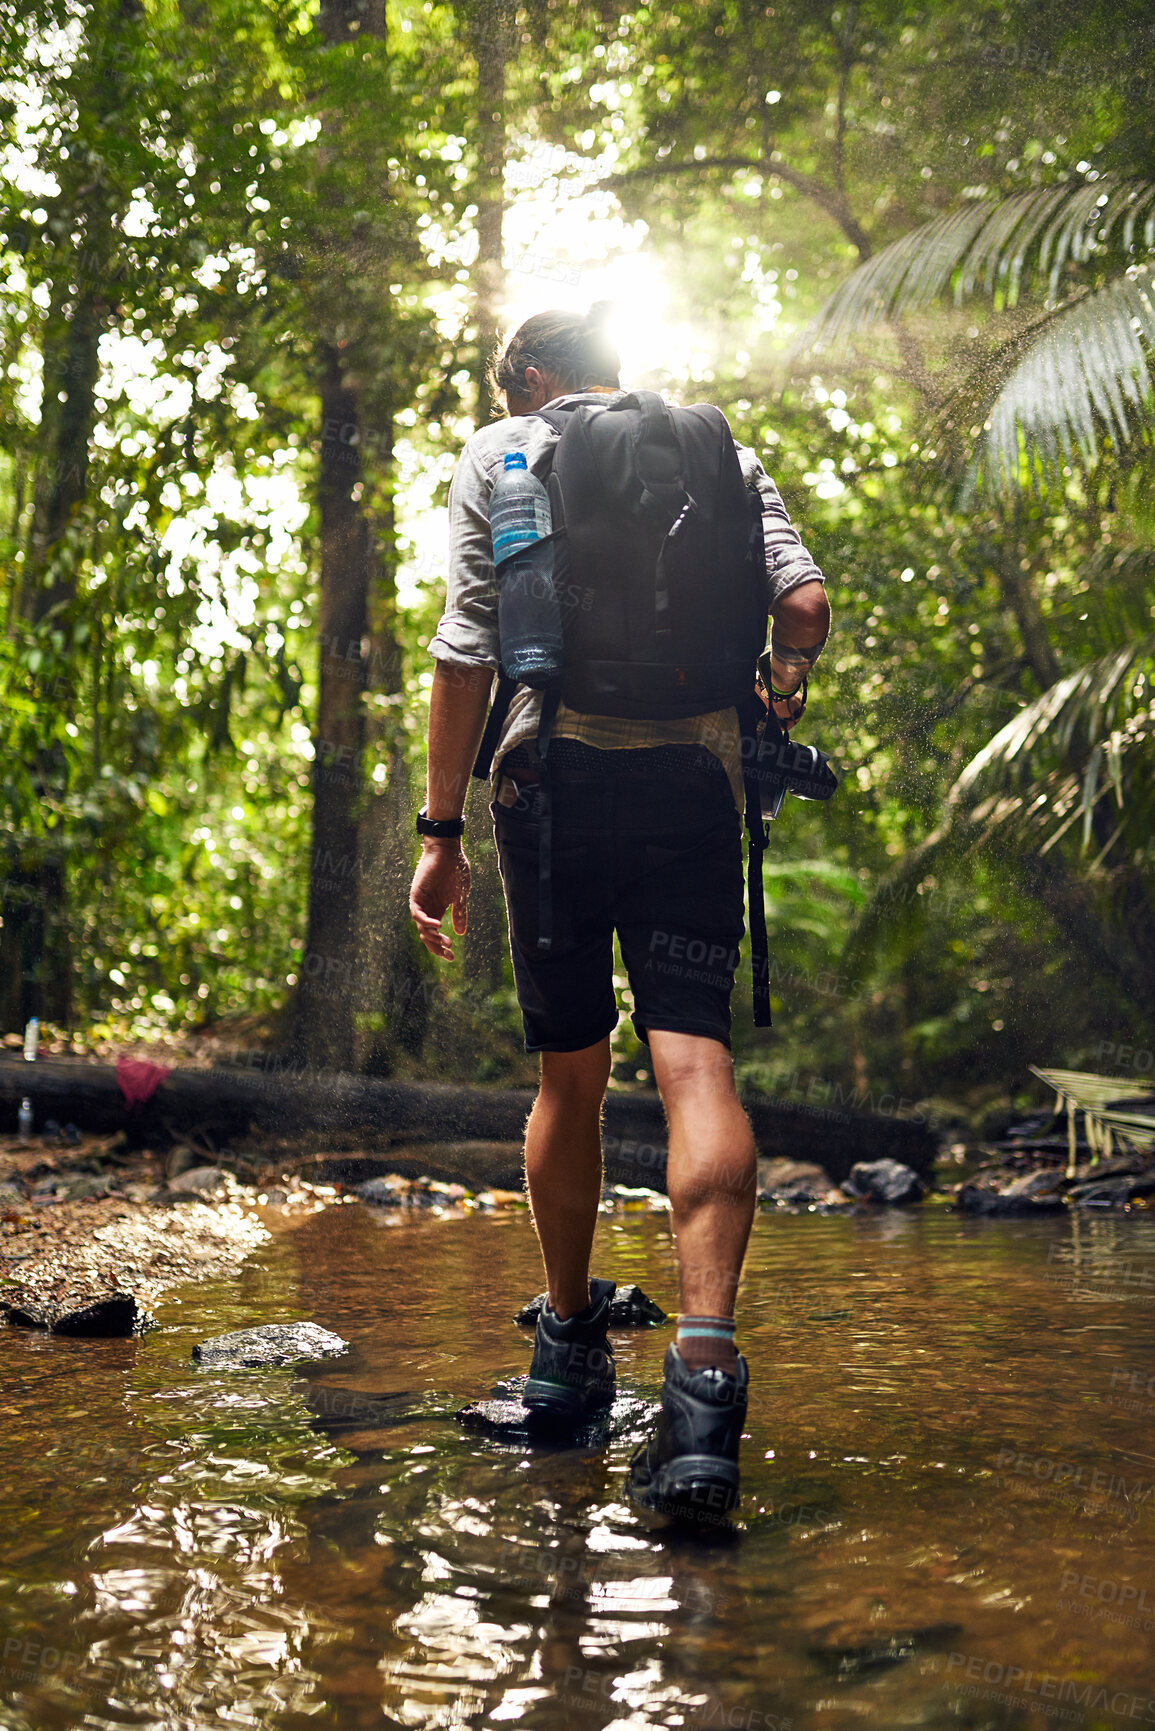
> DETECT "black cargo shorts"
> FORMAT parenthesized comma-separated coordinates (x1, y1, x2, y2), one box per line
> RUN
(491, 739, 745, 1054)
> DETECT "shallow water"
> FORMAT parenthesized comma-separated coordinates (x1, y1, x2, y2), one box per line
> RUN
(3, 1200, 1155, 1730)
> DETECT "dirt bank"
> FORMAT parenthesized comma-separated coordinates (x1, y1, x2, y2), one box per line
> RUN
(0, 1130, 327, 1334)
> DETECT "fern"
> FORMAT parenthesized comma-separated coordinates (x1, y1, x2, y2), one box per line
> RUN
(807, 178, 1155, 496)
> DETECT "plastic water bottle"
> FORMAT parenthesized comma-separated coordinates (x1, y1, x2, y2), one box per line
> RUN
(490, 451, 563, 688)
(18, 1097, 33, 1141)
(23, 1017, 39, 1061)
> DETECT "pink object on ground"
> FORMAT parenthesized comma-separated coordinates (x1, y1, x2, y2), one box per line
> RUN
(116, 1056, 173, 1110)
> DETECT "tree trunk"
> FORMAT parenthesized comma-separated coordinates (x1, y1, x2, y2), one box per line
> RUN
(991, 551, 1061, 693)
(467, 0, 512, 429)
(462, 775, 508, 990)
(0, 1057, 939, 1186)
(353, 411, 430, 1072)
(460, 0, 512, 992)
(293, 355, 369, 1067)
(295, 0, 414, 1070)
(2, 6, 128, 1029)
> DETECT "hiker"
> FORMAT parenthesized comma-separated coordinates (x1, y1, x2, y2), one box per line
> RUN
(408, 304, 830, 1519)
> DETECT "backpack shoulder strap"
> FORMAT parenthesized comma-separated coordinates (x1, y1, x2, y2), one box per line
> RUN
(471, 670, 517, 780)
(610, 389, 686, 522)
(531, 401, 585, 440)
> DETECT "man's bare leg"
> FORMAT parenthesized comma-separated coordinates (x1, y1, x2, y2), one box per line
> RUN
(626, 1029, 753, 1515)
(523, 1037, 612, 1321)
(648, 1030, 757, 1324)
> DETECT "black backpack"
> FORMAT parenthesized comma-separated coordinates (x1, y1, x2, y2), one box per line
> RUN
(539, 390, 768, 716)
(472, 389, 776, 1025)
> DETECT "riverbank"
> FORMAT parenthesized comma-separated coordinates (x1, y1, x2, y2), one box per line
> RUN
(3, 1106, 1153, 1342)
(0, 1129, 293, 1333)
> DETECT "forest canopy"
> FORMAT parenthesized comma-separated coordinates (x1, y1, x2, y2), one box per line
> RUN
(2, 0, 1154, 1118)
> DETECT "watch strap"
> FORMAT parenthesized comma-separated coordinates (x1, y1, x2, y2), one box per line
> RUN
(416, 807, 465, 839)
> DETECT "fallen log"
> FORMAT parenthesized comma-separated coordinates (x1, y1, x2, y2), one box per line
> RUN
(0, 1057, 938, 1188)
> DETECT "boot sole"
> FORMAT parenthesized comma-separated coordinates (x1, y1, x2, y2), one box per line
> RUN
(523, 1378, 614, 1424)
(632, 1453, 740, 1520)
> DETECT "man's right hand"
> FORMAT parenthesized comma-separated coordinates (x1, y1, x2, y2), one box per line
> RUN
(409, 840, 471, 961)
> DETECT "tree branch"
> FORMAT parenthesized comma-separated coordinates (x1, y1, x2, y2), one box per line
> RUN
(600, 153, 872, 259)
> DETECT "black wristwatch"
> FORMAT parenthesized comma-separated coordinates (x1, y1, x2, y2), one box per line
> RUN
(416, 806, 465, 839)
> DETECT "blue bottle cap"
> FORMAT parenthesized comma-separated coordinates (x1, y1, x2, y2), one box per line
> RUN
(503, 451, 528, 470)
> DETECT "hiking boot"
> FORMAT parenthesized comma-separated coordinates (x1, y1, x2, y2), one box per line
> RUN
(523, 1278, 616, 1423)
(628, 1343, 748, 1520)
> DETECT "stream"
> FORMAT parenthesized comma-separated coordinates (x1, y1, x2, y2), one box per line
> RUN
(2, 1201, 1155, 1729)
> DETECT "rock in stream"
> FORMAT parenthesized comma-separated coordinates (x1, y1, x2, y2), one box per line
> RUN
(193, 1321, 350, 1368)
(513, 1283, 668, 1328)
(842, 1158, 925, 1205)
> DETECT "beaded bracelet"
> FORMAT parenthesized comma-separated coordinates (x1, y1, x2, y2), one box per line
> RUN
(768, 674, 807, 704)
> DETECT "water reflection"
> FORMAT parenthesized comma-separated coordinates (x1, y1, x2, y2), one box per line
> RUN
(2, 1206, 1155, 1728)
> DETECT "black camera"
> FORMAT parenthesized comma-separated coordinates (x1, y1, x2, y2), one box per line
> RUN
(743, 663, 840, 821)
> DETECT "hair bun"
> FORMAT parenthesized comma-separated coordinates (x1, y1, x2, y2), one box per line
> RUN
(584, 300, 615, 330)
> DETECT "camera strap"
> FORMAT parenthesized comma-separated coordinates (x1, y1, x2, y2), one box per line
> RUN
(738, 692, 773, 1028)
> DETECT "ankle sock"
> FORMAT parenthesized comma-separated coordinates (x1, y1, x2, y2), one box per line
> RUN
(676, 1314, 738, 1374)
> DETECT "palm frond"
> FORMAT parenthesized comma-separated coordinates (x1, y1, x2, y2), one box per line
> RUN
(806, 177, 1155, 352)
(840, 646, 1155, 986)
(949, 638, 1155, 853)
(1076, 548, 1155, 652)
(973, 269, 1155, 490)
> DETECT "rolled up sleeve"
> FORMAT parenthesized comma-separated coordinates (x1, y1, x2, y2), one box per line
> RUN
(430, 444, 501, 669)
(737, 446, 826, 609)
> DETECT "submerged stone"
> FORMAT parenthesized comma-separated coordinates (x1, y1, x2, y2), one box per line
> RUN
(6, 1291, 156, 1337)
(305, 1386, 458, 1433)
(355, 1175, 410, 1206)
(843, 1159, 925, 1205)
(514, 1283, 668, 1328)
(755, 1159, 854, 1209)
(1068, 1171, 1155, 1208)
(956, 1182, 1063, 1216)
(756, 1158, 829, 1205)
(193, 1321, 350, 1368)
(1000, 1167, 1066, 1201)
(809, 1621, 964, 1677)
(457, 1375, 653, 1448)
